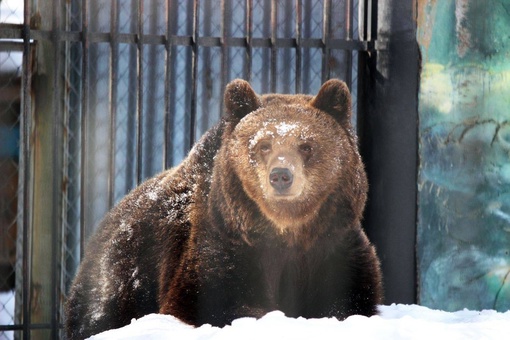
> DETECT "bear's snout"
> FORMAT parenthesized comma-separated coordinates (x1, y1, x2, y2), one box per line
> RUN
(269, 167, 294, 192)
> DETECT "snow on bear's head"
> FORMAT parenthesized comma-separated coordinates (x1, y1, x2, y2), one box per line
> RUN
(221, 79, 367, 235)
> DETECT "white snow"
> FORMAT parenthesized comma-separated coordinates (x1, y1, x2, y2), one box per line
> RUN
(119, 220, 134, 240)
(146, 191, 158, 201)
(88, 304, 510, 340)
(1, 291, 510, 339)
(275, 122, 298, 136)
(0, 291, 15, 340)
(249, 129, 275, 149)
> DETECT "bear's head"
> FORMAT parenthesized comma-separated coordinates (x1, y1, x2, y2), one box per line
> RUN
(213, 79, 367, 241)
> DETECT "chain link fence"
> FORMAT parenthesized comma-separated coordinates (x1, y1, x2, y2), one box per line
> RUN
(0, 0, 375, 338)
(1, 0, 23, 339)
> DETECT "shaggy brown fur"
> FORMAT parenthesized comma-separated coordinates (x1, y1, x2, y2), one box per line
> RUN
(65, 79, 383, 339)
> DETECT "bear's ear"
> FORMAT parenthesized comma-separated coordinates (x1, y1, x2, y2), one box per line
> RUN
(224, 79, 261, 121)
(310, 79, 352, 126)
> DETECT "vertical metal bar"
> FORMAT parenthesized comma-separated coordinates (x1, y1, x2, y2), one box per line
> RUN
(189, 0, 199, 147)
(164, 0, 174, 169)
(270, 0, 277, 92)
(146, 0, 160, 176)
(356, 39, 368, 138)
(126, 0, 138, 192)
(51, 0, 62, 337)
(322, 0, 331, 82)
(301, 0, 311, 93)
(198, 1, 210, 136)
(346, 0, 353, 40)
(367, 0, 373, 42)
(345, 0, 353, 89)
(80, 0, 89, 260)
(245, 0, 253, 81)
(108, 0, 119, 207)
(221, 0, 226, 82)
(358, 0, 366, 41)
(50, 0, 62, 338)
(220, 0, 227, 113)
(136, 0, 144, 183)
(295, 0, 302, 93)
(21, 0, 32, 338)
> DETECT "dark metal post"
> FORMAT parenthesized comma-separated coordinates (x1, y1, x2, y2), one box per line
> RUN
(108, 0, 119, 207)
(51, 0, 63, 334)
(345, 0, 353, 89)
(295, 0, 302, 93)
(220, 0, 228, 111)
(145, 1, 161, 177)
(270, 0, 277, 92)
(136, 0, 144, 184)
(321, 0, 331, 82)
(164, 0, 175, 169)
(189, 0, 199, 147)
(21, 0, 32, 338)
(245, 0, 253, 81)
(80, 0, 89, 258)
(360, 0, 419, 305)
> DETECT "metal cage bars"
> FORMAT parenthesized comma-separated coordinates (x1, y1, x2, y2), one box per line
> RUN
(0, 0, 376, 338)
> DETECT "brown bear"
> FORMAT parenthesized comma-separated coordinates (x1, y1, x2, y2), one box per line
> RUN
(65, 79, 383, 339)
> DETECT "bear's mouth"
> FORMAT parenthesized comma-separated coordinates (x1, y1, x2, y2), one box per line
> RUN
(268, 188, 301, 199)
(266, 185, 304, 201)
(260, 195, 318, 231)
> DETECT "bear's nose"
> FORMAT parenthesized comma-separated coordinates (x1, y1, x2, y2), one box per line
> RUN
(269, 167, 293, 192)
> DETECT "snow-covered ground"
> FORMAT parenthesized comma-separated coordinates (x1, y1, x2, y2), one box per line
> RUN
(90, 304, 510, 340)
(2, 291, 510, 339)
(3, 290, 510, 339)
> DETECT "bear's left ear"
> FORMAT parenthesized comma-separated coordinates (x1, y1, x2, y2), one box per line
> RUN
(310, 79, 352, 126)
(224, 79, 261, 121)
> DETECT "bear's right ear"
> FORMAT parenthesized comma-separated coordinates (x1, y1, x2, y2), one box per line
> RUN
(224, 79, 261, 121)
(310, 79, 352, 126)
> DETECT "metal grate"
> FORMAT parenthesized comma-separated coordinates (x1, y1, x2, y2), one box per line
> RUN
(0, 0, 376, 338)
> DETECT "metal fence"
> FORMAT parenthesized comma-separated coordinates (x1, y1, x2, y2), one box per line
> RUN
(0, 0, 376, 338)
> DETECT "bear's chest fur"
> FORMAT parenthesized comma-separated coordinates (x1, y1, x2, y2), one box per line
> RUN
(256, 242, 351, 315)
(188, 221, 353, 325)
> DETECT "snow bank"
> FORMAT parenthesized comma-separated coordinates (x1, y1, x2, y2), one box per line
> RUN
(2, 292, 509, 339)
(89, 304, 510, 340)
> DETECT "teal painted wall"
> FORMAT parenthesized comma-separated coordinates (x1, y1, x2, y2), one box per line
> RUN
(417, 0, 510, 311)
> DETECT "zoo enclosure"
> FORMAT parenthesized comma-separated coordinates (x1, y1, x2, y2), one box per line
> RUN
(0, 0, 381, 338)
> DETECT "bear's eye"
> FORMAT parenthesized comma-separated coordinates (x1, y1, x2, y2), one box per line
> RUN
(259, 142, 272, 154)
(299, 143, 313, 154)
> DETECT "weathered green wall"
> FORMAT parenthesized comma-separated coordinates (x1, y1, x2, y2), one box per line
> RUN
(417, 0, 510, 311)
